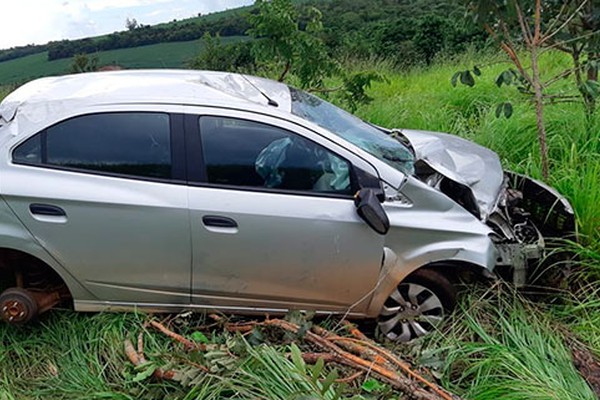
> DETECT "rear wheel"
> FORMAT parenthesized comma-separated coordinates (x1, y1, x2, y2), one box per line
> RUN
(378, 268, 456, 342)
(0, 287, 39, 325)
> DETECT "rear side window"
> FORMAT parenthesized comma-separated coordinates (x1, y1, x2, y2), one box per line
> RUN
(13, 113, 172, 179)
(199, 116, 352, 194)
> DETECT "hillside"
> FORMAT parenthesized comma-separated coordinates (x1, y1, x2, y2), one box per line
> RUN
(0, 36, 246, 84)
(0, 0, 481, 84)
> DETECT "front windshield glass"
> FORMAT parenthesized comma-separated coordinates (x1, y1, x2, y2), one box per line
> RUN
(289, 87, 414, 176)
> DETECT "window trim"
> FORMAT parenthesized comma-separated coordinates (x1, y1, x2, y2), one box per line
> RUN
(185, 114, 358, 199)
(11, 111, 187, 184)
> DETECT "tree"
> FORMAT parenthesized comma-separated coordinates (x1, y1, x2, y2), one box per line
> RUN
(457, 0, 600, 180)
(546, 1, 600, 119)
(126, 17, 139, 31)
(246, 0, 383, 111)
(188, 33, 255, 72)
(248, 0, 335, 88)
(69, 54, 99, 73)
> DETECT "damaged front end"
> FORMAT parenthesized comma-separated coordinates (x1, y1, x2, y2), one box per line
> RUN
(489, 172, 576, 286)
(399, 129, 576, 286)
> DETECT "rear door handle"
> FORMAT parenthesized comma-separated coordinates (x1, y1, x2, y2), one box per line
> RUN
(29, 203, 67, 224)
(202, 215, 238, 228)
(30, 204, 66, 217)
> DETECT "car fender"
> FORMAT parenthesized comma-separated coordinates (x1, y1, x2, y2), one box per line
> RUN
(365, 241, 494, 317)
(0, 197, 95, 301)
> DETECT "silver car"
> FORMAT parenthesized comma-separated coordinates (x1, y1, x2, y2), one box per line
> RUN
(0, 70, 574, 341)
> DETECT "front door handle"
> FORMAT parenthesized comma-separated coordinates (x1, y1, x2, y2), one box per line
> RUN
(202, 215, 238, 228)
(30, 204, 66, 217)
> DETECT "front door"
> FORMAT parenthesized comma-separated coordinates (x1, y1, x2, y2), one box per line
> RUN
(186, 113, 384, 312)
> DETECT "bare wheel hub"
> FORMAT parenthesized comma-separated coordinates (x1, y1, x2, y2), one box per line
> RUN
(2, 300, 29, 323)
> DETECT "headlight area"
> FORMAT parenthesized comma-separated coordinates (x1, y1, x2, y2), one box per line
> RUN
(487, 171, 576, 287)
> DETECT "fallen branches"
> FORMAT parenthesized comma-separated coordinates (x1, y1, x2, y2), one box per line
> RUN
(221, 318, 459, 400)
(124, 336, 176, 380)
(148, 320, 205, 352)
(123, 316, 460, 400)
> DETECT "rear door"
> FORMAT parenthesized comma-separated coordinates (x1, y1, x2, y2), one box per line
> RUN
(2, 109, 191, 305)
(185, 109, 385, 313)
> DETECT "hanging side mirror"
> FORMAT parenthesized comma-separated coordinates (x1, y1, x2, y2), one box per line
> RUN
(354, 188, 390, 235)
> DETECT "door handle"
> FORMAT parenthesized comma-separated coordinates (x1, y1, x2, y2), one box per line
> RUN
(202, 215, 238, 228)
(29, 204, 66, 217)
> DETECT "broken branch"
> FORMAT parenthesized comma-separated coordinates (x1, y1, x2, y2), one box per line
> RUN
(124, 338, 177, 380)
(149, 320, 206, 352)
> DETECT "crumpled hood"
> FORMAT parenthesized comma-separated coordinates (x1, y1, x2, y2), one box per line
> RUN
(400, 129, 505, 220)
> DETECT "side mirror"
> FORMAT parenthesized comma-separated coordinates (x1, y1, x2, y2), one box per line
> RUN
(354, 188, 390, 235)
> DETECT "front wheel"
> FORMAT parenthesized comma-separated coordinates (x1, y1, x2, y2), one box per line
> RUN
(377, 268, 456, 342)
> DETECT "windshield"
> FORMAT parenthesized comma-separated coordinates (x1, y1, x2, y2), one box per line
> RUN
(289, 87, 414, 176)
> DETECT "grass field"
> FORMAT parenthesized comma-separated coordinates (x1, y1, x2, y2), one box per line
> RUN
(0, 50, 599, 399)
(0, 36, 247, 84)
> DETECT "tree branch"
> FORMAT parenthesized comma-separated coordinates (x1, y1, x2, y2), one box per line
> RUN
(484, 23, 534, 86)
(541, 0, 589, 45)
(514, 0, 533, 46)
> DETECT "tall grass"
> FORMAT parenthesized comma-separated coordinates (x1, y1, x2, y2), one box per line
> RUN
(424, 286, 597, 400)
(0, 312, 184, 399)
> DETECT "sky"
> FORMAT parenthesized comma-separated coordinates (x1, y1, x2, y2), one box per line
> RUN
(0, 0, 254, 50)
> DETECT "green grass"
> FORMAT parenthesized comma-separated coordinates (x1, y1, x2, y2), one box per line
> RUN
(0, 36, 247, 84)
(423, 286, 597, 400)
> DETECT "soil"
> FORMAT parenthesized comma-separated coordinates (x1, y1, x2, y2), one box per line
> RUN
(569, 339, 600, 398)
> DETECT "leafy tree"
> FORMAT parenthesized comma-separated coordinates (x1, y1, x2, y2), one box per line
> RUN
(188, 33, 255, 72)
(126, 18, 139, 31)
(69, 54, 99, 74)
(413, 15, 450, 64)
(248, 0, 335, 87)
(245, 0, 383, 111)
(544, 1, 600, 119)
(456, 0, 599, 180)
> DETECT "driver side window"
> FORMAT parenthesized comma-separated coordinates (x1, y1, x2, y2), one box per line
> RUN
(199, 116, 351, 194)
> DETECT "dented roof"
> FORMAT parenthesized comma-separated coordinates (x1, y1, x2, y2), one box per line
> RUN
(0, 70, 292, 127)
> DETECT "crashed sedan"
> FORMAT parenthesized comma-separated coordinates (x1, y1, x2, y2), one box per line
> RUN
(0, 70, 574, 341)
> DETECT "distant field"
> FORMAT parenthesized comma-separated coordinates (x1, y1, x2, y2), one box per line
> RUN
(0, 36, 247, 84)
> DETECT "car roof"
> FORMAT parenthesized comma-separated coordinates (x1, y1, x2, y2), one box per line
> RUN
(0, 70, 293, 124)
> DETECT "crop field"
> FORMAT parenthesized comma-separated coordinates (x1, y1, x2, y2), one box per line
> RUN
(0, 50, 599, 399)
(0, 36, 247, 84)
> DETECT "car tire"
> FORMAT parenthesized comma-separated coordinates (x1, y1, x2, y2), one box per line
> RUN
(0, 287, 39, 325)
(377, 268, 456, 342)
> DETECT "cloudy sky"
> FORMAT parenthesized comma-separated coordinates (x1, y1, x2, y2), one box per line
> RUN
(0, 0, 253, 50)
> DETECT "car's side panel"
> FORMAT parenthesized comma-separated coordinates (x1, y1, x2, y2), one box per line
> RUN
(0, 196, 94, 301)
(183, 108, 386, 313)
(1, 168, 192, 304)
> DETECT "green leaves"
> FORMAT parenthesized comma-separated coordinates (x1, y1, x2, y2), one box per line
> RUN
(495, 102, 513, 118)
(361, 378, 387, 393)
(495, 69, 518, 88)
(249, 0, 333, 87)
(451, 67, 480, 87)
(339, 71, 386, 112)
(580, 80, 600, 99)
(190, 331, 209, 344)
(131, 362, 157, 382)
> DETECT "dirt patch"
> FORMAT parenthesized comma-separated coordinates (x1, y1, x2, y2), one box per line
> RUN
(569, 339, 600, 397)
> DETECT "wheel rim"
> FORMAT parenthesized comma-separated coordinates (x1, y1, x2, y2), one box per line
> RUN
(1, 298, 31, 323)
(378, 282, 445, 342)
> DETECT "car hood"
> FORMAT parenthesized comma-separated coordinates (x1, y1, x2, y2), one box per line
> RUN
(399, 129, 505, 221)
